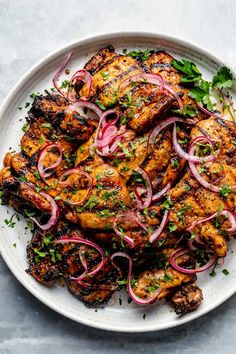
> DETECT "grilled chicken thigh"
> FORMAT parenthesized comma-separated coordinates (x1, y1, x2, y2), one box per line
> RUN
(1, 45, 234, 313)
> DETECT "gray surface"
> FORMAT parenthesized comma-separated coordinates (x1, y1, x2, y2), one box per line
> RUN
(0, 0, 236, 353)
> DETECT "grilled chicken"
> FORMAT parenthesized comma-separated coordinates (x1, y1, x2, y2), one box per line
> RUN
(171, 282, 203, 314)
(1, 45, 234, 312)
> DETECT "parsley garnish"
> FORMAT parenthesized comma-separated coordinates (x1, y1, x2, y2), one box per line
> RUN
(168, 222, 177, 232)
(219, 185, 231, 198)
(222, 269, 229, 275)
(4, 213, 19, 228)
(171, 59, 202, 83)
(41, 123, 52, 129)
(162, 199, 174, 210)
(100, 71, 109, 80)
(60, 80, 70, 89)
(22, 122, 30, 132)
(95, 99, 106, 110)
(126, 49, 154, 61)
(212, 67, 233, 89)
(177, 204, 192, 218)
(173, 104, 197, 117)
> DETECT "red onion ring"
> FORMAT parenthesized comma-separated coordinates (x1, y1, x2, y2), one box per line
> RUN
(54, 237, 106, 280)
(173, 123, 216, 163)
(120, 73, 164, 91)
(152, 183, 171, 203)
(187, 209, 236, 233)
(53, 51, 73, 97)
(58, 168, 93, 206)
(196, 102, 222, 119)
(68, 69, 93, 102)
(148, 117, 195, 151)
(37, 143, 63, 179)
(136, 183, 171, 203)
(30, 192, 59, 231)
(120, 73, 183, 110)
(134, 167, 153, 210)
(112, 215, 135, 248)
(188, 139, 235, 193)
(67, 100, 103, 120)
(111, 252, 162, 305)
(149, 209, 169, 243)
(169, 248, 217, 274)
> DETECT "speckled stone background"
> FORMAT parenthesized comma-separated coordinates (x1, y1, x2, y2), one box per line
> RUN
(1, 0, 236, 353)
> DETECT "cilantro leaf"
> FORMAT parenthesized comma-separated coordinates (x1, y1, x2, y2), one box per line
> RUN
(173, 104, 197, 117)
(126, 49, 155, 61)
(171, 59, 202, 83)
(189, 80, 214, 111)
(212, 66, 233, 89)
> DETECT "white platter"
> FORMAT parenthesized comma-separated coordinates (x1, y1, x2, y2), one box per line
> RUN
(0, 32, 236, 333)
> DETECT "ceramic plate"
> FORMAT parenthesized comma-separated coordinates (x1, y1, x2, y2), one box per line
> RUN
(0, 32, 236, 332)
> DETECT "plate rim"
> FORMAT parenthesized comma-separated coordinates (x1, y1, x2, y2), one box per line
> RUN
(0, 31, 235, 333)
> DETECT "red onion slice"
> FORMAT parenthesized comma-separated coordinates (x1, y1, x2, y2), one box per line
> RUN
(173, 123, 216, 163)
(187, 209, 236, 233)
(111, 252, 162, 305)
(149, 209, 169, 243)
(54, 237, 106, 280)
(120, 73, 183, 110)
(152, 183, 171, 202)
(112, 215, 135, 248)
(196, 102, 222, 119)
(136, 183, 171, 203)
(37, 143, 63, 179)
(188, 139, 234, 193)
(31, 192, 59, 231)
(53, 51, 73, 97)
(120, 73, 164, 91)
(169, 248, 217, 274)
(67, 100, 103, 120)
(133, 167, 153, 210)
(148, 117, 195, 150)
(68, 69, 93, 101)
(58, 168, 93, 206)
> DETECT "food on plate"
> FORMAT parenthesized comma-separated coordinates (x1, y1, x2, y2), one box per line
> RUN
(1, 45, 236, 314)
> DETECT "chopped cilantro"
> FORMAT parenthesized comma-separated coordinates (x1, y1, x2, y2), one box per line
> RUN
(4, 213, 19, 228)
(222, 269, 229, 276)
(60, 80, 70, 89)
(162, 199, 174, 210)
(39, 135, 45, 145)
(41, 123, 52, 129)
(33, 170, 41, 180)
(219, 185, 231, 198)
(177, 204, 192, 218)
(100, 71, 109, 80)
(95, 99, 106, 110)
(173, 104, 197, 117)
(168, 222, 177, 232)
(22, 122, 30, 132)
(162, 273, 174, 282)
(24, 209, 36, 217)
(126, 49, 154, 61)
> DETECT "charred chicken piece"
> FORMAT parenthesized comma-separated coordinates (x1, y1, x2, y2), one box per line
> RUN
(66, 257, 120, 307)
(171, 282, 203, 314)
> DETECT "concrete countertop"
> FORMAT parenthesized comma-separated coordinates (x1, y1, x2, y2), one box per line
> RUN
(0, 0, 236, 353)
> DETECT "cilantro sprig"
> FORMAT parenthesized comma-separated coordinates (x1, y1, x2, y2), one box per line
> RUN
(171, 58, 234, 115)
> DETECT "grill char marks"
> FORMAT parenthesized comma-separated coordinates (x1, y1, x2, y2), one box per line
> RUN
(144, 50, 207, 120)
